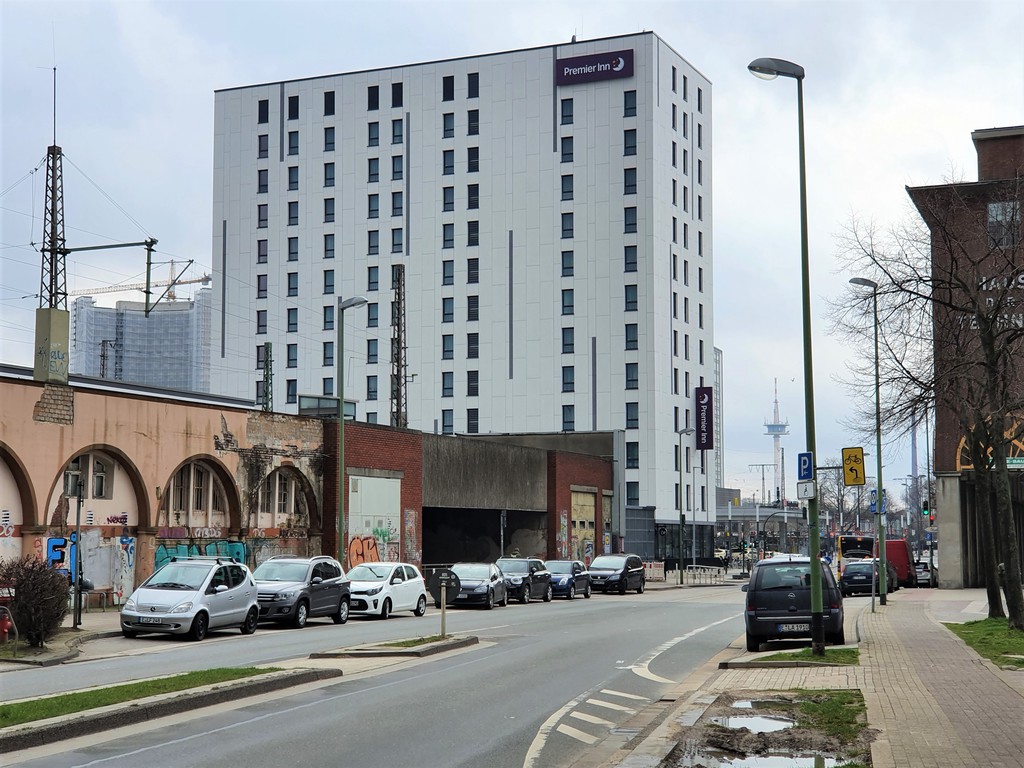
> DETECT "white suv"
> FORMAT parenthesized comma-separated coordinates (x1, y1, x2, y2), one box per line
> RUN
(121, 556, 259, 641)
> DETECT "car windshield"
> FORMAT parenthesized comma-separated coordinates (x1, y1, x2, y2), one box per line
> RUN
(145, 564, 211, 590)
(590, 555, 625, 569)
(252, 561, 310, 582)
(347, 564, 392, 581)
(453, 564, 489, 579)
(757, 563, 812, 589)
(844, 562, 874, 574)
(498, 559, 528, 574)
(547, 561, 575, 574)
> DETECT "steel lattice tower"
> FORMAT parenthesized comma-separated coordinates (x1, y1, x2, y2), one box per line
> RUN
(39, 144, 67, 310)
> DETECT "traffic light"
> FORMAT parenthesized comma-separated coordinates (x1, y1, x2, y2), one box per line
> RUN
(921, 499, 929, 517)
(929, 512, 935, 525)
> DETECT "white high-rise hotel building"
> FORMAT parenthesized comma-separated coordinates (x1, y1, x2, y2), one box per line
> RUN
(210, 32, 716, 529)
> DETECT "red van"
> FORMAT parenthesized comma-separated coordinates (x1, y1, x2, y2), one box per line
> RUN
(884, 539, 915, 588)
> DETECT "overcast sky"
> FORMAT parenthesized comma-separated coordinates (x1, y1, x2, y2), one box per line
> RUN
(2, 0, 1022, 503)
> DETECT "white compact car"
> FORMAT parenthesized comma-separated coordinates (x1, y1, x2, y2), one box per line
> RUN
(120, 556, 259, 641)
(346, 562, 427, 619)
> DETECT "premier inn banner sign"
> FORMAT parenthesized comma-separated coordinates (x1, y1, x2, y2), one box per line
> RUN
(695, 386, 714, 450)
(555, 50, 634, 86)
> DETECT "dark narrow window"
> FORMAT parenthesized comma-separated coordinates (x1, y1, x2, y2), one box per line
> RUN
(324, 90, 335, 116)
(562, 174, 573, 201)
(257, 169, 268, 194)
(561, 98, 573, 125)
(467, 109, 479, 135)
(467, 294, 479, 321)
(467, 183, 479, 209)
(442, 75, 454, 101)
(467, 72, 479, 98)
(368, 85, 379, 110)
(624, 90, 636, 117)
(288, 95, 298, 120)
(624, 167, 637, 195)
(258, 134, 268, 158)
(324, 126, 335, 152)
(467, 258, 479, 284)
(443, 112, 454, 138)
(257, 99, 269, 124)
(368, 121, 379, 147)
(392, 82, 403, 108)
(467, 146, 479, 172)
(288, 131, 299, 156)
(561, 250, 573, 277)
(467, 220, 479, 246)
(561, 136, 573, 162)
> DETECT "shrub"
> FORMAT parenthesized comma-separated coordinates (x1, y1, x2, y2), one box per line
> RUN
(0, 557, 69, 646)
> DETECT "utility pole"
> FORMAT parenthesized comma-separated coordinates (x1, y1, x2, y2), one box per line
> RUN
(749, 463, 775, 504)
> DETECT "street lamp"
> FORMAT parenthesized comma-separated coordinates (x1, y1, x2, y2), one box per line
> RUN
(337, 295, 368, 568)
(849, 277, 887, 606)
(676, 428, 694, 584)
(749, 57, 826, 654)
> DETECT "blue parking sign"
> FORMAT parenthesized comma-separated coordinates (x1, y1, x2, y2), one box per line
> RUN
(798, 452, 813, 481)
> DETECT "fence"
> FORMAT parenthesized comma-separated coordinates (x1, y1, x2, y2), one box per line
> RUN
(643, 560, 666, 581)
(685, 564, 726, 585)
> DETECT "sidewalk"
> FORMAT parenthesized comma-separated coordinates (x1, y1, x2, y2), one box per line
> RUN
(617, 586, 1024, 768)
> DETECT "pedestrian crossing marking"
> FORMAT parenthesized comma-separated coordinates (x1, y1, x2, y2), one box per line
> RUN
(556, 723, 600, 744)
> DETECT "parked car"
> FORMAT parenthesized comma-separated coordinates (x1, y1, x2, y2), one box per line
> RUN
(448, 562, 508, 609)
(495, 557, 552, 603)
(347, 562, 428, 619)
(546, 559, 592, 599)
(741, 555, 845, 652)
(589, 553, 646, 594)
(839, 559, 879, 596)
(915, 561, 935, 587)
(252, 555, 350, 627)
(120, 556, 259, 641)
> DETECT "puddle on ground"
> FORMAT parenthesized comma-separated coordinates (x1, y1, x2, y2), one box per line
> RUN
(732, 699, 787, 709)
(708, 715, 795, 733)
(675, 752, 839, 767)
(732, 700, 754, 708)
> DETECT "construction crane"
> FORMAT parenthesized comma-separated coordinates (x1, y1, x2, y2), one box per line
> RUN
(69, 260, 210, 300)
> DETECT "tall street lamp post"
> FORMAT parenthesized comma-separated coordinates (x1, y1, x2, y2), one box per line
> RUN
(850, 277, 888, 606)
(337, 295, 368, 568)
(676, 428, 694, 585)
(749, 56, 825, 653)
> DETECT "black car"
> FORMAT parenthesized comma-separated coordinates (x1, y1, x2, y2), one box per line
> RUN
(448, 562, 508, 609)
(741, 555, 845, 652)
(839, 559, 879, 596)
(495, 557, 552, 603)
(589, 553, 645, 594)
(252, 555, 350, 628)
(547, 560, 592, 599)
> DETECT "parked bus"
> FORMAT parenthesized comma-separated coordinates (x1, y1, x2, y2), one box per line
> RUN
(837, 535, 874, 564)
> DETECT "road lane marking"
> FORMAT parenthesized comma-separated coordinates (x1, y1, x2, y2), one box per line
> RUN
(587, 698, 637, 713)
(570, 711, 614, 727)
(631, 612, 742, 682)
(523, 692, 591, 768)
(556, 723, 600, 745)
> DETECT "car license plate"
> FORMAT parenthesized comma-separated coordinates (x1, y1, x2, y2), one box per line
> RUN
(140, 617, 162, 624)
(778, 623, 810, 632)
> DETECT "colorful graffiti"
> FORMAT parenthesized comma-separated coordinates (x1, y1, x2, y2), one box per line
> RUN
(154, 540, 247, 570)
(403, 508, 420, 564)
(346, 535, 382, 566)
(557, 509, 569, 559)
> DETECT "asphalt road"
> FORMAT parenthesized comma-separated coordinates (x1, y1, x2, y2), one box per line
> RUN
(11, 587, 745, 768)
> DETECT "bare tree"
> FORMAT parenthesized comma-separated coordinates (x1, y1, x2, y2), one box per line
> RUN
(831, 176, 1024, 630)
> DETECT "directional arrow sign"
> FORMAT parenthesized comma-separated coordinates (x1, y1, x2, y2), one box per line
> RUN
(841, 447, 865, 486)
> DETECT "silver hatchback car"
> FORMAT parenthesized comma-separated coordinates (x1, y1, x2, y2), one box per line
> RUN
(120, 556, 259, 641)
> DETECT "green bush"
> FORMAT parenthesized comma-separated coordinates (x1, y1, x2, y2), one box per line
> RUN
(0, 557, 69, 646)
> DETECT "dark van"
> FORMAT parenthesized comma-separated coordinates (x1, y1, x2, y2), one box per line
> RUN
(741, 555, 845, 652)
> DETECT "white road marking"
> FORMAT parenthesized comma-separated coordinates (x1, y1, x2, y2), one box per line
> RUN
(556, 723, 600, 745)
(523, 692, 591, 768)
(631, 612, 742, 682)
(599, 688, 647, 700)
(570, 711, 615, 727)
(587, 698, 637, 714)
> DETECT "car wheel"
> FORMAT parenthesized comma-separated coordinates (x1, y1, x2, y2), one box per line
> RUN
(414, 595, 427, 617)
(746, 633, 760, 652)
(188, 612, 209, 641)
(332, 598, 350, 624)
(567, 584, 576, 600)
(619, 580, 628, 595)
(379, 598, 392, 620)
(291, 600, 309, 629)
(584, 583, 592, 599)
(122, 629, 137, 638)
(500, 589, 508, 607)
(637, 579, 645, 595)
(543, 584, 553, 602)
(485, 589, 495, 609)
(520, 588, 529, 604)
(240, 606, 259, 635)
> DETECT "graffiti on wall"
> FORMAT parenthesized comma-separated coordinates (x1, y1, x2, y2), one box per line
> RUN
(403, 508, 420, 564)
(557, 509, 569, 559)
(346, 535, 382, 567)
(154, 540, 247, 570)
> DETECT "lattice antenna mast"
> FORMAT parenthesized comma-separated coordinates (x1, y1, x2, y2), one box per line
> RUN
(261, 342, 274, 412)
(39, 67, 67, 310)
(390, 264, 408, 428)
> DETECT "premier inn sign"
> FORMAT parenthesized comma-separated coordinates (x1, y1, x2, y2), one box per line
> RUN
(555, 50, 634, 86)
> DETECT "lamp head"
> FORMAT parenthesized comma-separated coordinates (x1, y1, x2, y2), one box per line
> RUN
(748, 57, 805, 81)
(849, 277, 879, 291)
(339, 295, 369, 311)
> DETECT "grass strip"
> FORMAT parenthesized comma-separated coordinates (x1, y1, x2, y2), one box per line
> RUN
(758, 647, 860, 665)
(0, 667, 278, 728)
(944, 617, 1024, 666)
(794, 689, 868, 743)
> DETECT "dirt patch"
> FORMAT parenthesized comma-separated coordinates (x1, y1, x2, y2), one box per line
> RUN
(665, 690, 876, 767)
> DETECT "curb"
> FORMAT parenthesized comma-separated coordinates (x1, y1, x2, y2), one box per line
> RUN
(0, 629, 122, 668)
(0, 667, 344, 754)
(311, 634, 478, 658)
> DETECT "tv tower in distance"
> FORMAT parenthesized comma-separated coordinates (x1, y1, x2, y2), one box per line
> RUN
(764, 379, 790, 504)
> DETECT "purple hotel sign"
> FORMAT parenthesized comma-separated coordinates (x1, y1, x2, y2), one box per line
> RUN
(695, 387, 714, 450)
(555, 50, 634, 86)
